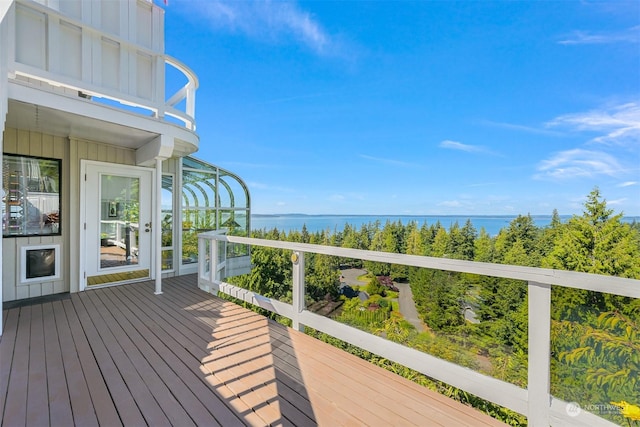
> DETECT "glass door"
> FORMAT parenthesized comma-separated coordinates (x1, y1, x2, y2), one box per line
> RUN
(82, 162, 153, 288)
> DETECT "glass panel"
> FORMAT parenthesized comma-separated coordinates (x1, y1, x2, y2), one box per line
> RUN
(2, 154, 61, 237)
(182, 231, 198, 264)
(100, 175, 140, 269)
(161, 175, 173, 271)
(183, 170, 216, 207)
(161, 249, 173, 271)
(183, 156, 216, 171)
(219, 174, 248, 208)
(161, 175, 173, 248)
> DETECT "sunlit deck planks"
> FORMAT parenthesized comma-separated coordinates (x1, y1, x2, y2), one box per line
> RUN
(1, 275, 506, 426)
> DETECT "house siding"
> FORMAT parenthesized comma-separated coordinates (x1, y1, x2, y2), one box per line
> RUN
(2, 127, 137, 301)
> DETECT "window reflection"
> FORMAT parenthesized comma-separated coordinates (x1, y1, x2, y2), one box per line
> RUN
(2, 154, 61, 237)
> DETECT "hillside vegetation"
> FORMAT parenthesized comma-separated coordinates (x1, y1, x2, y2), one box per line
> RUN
(227, 188, 640, 425)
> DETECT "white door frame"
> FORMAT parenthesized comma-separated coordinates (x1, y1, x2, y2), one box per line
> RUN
(79, 160, 156, 291)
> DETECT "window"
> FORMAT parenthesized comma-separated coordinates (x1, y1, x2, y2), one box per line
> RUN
(161, 174, 174, 271)
(3, 154, 61, 237)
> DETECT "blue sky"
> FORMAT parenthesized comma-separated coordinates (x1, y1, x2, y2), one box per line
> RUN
(162, 0, 640, 216)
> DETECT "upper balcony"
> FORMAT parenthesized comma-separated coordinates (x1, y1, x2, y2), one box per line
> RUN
(3, 0, 198, 154)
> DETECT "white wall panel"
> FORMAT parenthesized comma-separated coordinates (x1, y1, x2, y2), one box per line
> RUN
(59, 20, 82, 80)
(136, 52, 152, 99)
(101, 37, 120, 90)
(15, 5, 46, 69)
(136, 1, 152, 49)
(101, 0, 119, 35)
(58, 0, 81, 21)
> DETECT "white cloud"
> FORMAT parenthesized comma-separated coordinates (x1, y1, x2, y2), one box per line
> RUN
(608, 198, 627, 206)
(546, 102, 640, 147)
(558, 25, 640, 45)
(535, 149, 623, 180)
(189, 0, 332, 55)
(439, 140, 500, 156)
(440, 140, 481, 152)
(477, 120, 565, 137)
(618, 181, 638, 187)
(358, 154, 422, 168)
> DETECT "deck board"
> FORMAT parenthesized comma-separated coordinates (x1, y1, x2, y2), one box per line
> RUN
(4, 305, 31, 426)
(42, 302, 74, 426)
(26, 304, 48, 427)
(0, 274, 508, 426)
(99, 286, 224, 427)
(51, 299, 101, 427)
(0, 307, 19, 424)
(108, 283, 251, 426)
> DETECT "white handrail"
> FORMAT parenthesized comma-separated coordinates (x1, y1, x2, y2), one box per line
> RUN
(10, 0, 198, 132)
(198, 233, 635, 426)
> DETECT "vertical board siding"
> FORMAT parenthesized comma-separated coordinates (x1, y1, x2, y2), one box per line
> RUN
(2, 130, 66, 301)
(2, 130, 136, 301)
(14, 0, 163, 105)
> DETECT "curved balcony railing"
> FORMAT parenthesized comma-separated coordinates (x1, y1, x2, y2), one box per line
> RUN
(8, 0, 198, 132)
(197, 233, 640, 427)
(164, 55, 199, 131)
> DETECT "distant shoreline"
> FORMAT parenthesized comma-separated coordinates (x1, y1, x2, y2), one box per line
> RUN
(252, 213, 640, 219)
(250, 213, 639, 236)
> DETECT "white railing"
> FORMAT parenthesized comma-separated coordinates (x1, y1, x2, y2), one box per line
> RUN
(9, 0, 198, 131)
(198, 233, 640, 427)
(163, 55, 198, 131)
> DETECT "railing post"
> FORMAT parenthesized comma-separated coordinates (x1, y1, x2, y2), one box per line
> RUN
(197, 235, 206, 284)
(528, 281, 551, 426)
(291, 251, 305, 332)
(210, 236, 218, 282)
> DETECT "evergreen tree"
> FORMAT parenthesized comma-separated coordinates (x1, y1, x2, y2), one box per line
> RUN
(474, 228, 494, 263)
(364, 229, 391, 275)
(459, 219, 477, 261)
(544, 187, 640, 319)
(430, 227, 449, 257)
(411, 269, 465, 331)
(406, 226, 426, 256)
(301, 224, 310, 243)
(537, 209, 563, 259)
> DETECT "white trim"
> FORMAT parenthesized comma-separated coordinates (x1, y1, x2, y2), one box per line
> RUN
(20, 244, 61, 284)
(160, 172, 175, 273)
(154, 157, 162, 294)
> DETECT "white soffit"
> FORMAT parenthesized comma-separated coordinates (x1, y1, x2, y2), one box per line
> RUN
(6, 99, 155, 148)
(5, 82, 199, 151)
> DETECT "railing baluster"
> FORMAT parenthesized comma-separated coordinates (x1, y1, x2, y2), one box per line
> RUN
(291, 251, 305, 332)
(528, 281, 551, 426)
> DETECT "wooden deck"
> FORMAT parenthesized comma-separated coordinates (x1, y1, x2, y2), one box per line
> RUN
(1, 275, 506, 426)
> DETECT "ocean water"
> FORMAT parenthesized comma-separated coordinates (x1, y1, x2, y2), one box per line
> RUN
(251, 214, 639, 237)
